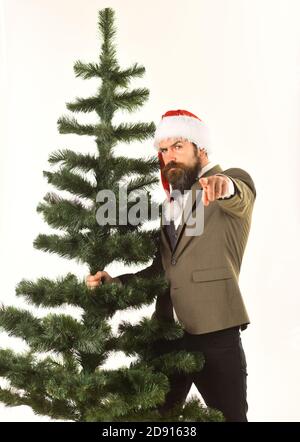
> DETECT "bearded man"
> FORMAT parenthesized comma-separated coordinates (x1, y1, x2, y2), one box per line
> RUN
(86, 109, 256, 422)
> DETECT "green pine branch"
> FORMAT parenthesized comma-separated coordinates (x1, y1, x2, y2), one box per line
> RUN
(113, 88, 150, 112)
(37, 195, 93, 232)
(73, 61, 101, 79)
(14, 274, 167, 330)
(0, 305, 115, 355)
(66, 96, 105, 113)
(113, 121, 156, 143)
(15, 273, 85, 307)
(73, 62, 146, 86)
(48, 149, 99, 172)
(108, 63, 146, 87)
(57, 115, 97, 136)
(42, 168, 95, 199)
(102, 230, 158, 264)
(126, 175, 159, 193)
(33, 232, 88, 262)
(111, 155, 159, 179)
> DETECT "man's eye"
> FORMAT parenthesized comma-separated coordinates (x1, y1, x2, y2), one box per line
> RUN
(160, 149, 167, 154)
(175, 145, 182, 150)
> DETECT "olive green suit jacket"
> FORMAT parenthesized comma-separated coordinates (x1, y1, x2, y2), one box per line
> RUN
(116, 164, 256, 334)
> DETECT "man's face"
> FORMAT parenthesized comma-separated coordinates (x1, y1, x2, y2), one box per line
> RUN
(159, 138, 201, 193)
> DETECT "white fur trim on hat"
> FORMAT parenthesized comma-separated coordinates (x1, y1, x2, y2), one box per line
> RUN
(154, 115, 211, 154)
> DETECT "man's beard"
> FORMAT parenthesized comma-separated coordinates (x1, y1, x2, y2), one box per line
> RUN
(162, 158, 201, 194)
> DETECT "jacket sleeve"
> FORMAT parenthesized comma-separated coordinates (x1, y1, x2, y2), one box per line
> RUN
(112, 243, 175, 323)
(216, 169, 256, 218)
(112, 246, 164, 286)
(151, 286, 175, 323)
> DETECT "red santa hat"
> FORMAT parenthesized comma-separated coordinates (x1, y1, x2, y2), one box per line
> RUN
(155, 109, 211, 198)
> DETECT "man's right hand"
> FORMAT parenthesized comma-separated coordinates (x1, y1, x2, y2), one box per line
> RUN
(86, 271, 113, 290)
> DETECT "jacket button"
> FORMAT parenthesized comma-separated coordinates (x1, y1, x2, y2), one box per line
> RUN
(171, 257, 177, 265)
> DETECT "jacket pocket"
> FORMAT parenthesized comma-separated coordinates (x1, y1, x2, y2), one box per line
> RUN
(192, 266, 233, 283)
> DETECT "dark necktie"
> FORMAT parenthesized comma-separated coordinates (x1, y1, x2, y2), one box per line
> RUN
(166, 195, 179, 250)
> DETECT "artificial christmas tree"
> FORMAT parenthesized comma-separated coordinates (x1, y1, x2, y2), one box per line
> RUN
(0, 8, 223, 422)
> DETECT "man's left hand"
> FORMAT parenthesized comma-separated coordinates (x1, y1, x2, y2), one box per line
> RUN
(199, 175, 231, 206)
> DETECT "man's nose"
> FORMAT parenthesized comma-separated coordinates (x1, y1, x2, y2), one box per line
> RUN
(165, 150, 177, 163)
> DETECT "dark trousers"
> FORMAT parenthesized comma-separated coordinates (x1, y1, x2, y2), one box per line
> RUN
(155, 326, 248, 422)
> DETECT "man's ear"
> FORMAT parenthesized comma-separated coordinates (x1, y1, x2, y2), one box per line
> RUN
(196, 147, 203, 160)
(198, 147, 208, 161)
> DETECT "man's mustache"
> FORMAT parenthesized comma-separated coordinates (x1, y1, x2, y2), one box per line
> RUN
(163, 162, 185, 173)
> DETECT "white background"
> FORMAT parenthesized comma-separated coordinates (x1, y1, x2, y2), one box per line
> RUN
(1, 0, 300, 422)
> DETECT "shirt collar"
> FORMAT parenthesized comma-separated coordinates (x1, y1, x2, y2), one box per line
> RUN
(198, 161, 218, 178)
